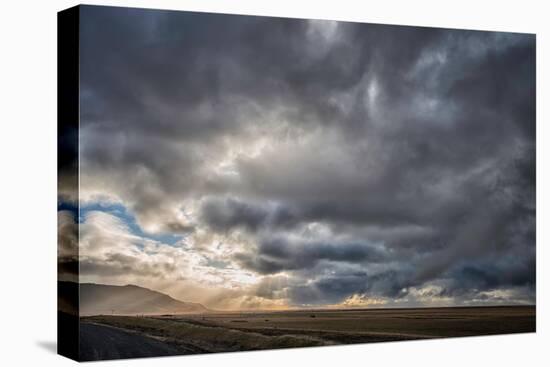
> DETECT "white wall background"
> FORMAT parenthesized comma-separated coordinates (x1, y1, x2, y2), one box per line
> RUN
(0, 0, 547, 365)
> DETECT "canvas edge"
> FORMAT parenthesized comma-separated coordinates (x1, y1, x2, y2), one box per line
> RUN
(57, 4, 81, 362)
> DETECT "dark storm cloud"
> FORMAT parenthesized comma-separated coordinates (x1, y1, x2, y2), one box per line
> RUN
(276, 271, 410, 305)
(234, 235, 388, 275)
(79, 5, 536, 306)
(200, 197, 298, 232)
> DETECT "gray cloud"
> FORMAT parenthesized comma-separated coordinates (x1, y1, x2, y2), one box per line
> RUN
(78, 6, 536, 308)
(200, 197, 298, 232)
(235, 234, 388, 275)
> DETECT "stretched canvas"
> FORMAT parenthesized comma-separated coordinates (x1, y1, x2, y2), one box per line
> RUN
(58, 5, 536, 362)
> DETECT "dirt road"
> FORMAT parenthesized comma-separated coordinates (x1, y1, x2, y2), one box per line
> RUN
(79, 322, 187, 361)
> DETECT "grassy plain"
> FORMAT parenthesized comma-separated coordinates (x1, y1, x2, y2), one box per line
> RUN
(83, 306, 535, 355)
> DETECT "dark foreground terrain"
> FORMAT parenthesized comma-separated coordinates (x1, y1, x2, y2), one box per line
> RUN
(80, 306, 535, 361)
(79, 323, 188, 361)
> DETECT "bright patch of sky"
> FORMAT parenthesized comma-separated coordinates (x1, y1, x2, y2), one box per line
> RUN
(80, 202, 184, 246)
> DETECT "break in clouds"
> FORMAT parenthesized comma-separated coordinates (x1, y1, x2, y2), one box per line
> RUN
(59, 6, 535, 310)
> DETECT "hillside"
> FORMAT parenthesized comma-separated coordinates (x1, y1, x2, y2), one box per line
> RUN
(59, 282, 209, 316)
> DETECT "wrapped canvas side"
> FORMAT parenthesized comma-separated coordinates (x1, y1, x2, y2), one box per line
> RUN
(57, 5, 80, 362)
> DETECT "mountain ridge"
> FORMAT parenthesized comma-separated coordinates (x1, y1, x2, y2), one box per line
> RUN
(59, 281, 209, 316)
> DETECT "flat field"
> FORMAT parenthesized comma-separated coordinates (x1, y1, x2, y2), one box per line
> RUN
(80, 306, 535, 361)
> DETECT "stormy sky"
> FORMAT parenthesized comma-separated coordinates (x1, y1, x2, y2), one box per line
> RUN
(59, 5, 535, 310)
